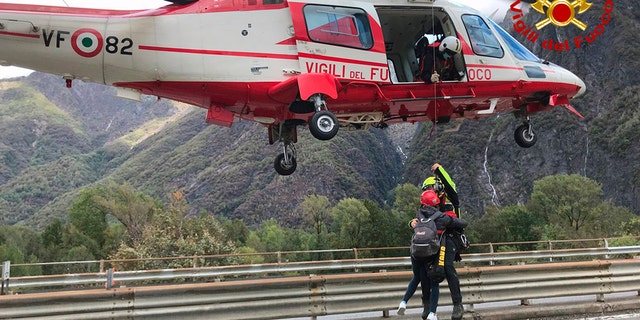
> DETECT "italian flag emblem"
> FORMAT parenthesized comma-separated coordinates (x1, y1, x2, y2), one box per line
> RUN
(71, 28, 103, 58)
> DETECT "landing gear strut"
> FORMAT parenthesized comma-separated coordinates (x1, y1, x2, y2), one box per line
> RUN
(270, 94, 339, 175)
(270, 120, 302, 176)
(308, 94, 338, 141)
(514, 116, 537, 148)
(274, 142, 297, 176)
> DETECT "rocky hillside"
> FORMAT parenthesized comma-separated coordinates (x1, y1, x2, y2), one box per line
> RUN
(0, 0, 638, 229)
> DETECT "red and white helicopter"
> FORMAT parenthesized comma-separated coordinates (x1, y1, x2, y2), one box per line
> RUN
(0, 0, 585, 175)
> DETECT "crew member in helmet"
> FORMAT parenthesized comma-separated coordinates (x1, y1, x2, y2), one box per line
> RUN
(422, 163, 459, 216)
(398, 190, 468, 320)
(419, 35, 464, 83)
(397, 189, 440, 319)
(421, 163, 467, 320)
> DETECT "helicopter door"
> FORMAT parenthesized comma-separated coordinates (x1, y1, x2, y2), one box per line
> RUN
(287, 0, 390, 83)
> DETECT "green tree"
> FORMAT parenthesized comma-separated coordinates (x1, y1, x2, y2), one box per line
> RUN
(109, 194, 236, 270)
(529, 174, 635, 240)
(300, 195, 332, 236)
(331, 198, 370, 249)
(67, 182, 155, 259)
(245, 232, 264, 253)
(0, 244, 35, 276)
(0, 225, 43, 263)
(42, 218, 63, 248)
(235, 245, 265, 265)
(61, 246, 96, 273)
(529, 174, 602, 233)
(391, 183, 422, 222)
(300, 195, 332, 252)
(257, 219, 288, 253)
(361, 199, 403, 252)
(580, 200, 635, 238)
(0, 225, 42, 276)
(93, 182, 160, 245)
(39, 221, 97, 274)
(69, 189, 108, 252)
(221, 218, 251, 245)
(621, 216, 640, 237)
(474, 205, 545, 249)
(389, 183, 423, 254)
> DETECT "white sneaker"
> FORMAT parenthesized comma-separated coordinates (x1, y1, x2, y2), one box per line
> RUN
(427, 312, 438, 320)
(397, 301, 407, 315)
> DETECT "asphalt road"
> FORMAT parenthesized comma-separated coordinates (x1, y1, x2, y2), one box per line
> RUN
(285, 292, 640, 320)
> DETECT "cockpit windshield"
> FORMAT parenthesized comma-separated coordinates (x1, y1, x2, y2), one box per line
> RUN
(462, 15, 503, 58)
(487, 18, 541, 63)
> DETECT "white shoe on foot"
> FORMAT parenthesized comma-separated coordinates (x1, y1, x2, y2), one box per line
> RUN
(397, 301, 407, 315)
(426, 312, 438, 320)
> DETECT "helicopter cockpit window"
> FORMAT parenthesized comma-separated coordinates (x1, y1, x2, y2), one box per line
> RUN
(462, 15, 503, 58)
(487, 18, 541, 63)
(303, 5, 373, 50)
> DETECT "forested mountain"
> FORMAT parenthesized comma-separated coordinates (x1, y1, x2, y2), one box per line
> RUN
(0, 0, 638, 230)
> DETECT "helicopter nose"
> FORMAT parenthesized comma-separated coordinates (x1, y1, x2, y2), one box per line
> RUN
(574, 74, 586, 98)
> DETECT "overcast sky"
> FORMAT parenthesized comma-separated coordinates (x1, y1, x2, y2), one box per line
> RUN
(0, 0, 507, 79)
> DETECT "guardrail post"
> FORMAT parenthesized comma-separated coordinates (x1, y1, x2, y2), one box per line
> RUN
(353, 248, 360, 272)
(1, 261, 10, 295)
(548, 241, 553, 262)
(106, 268, 114, 290)
(99, 260, 104, 273)
(193, 255, 198, 268)
(603, 238, 609, 260)
(488, 243, 494, 266)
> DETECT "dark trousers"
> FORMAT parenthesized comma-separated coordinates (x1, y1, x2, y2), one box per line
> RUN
(445, 235, 462, 304)
(409, 255, 439, 313)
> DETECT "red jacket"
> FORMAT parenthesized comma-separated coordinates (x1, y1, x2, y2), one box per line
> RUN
(437, 210, 458, 234)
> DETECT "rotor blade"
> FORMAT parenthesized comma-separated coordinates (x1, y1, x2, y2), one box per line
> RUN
(165, 0, 198, 5)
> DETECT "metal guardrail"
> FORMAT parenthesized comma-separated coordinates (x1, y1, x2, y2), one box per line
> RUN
(5, 237, 631, 276)
(4, 245, 640, 292)
(1, 259, 639, 320)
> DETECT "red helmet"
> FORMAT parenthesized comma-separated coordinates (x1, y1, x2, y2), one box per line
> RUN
(421, 190, 440, 207)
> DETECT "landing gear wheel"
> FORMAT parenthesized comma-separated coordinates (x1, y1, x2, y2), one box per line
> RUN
(274, 153, 297, 175)
(514, 124, 537, 148)
(309, 110, 339, 140)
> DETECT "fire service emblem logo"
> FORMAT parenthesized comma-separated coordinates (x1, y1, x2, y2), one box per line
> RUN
(510, 0, 614, 51)
(530, 0, 592, 31)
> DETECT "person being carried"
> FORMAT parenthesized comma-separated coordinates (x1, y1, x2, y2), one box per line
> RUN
(421, 163, 469, 320)
(398, 189, 468, 320)
(418, 36, 463, 84)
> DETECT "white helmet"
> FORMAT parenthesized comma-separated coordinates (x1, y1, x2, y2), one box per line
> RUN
(439, 36, 462, 55)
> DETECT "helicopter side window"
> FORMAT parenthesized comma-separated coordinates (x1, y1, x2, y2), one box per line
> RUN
(462, 15, 503, 58)
(303, 5, 373, 50)
(263, 0, 284, 4)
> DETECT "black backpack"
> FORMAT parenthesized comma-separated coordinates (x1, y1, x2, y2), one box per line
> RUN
(410, 211, 443, 258)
